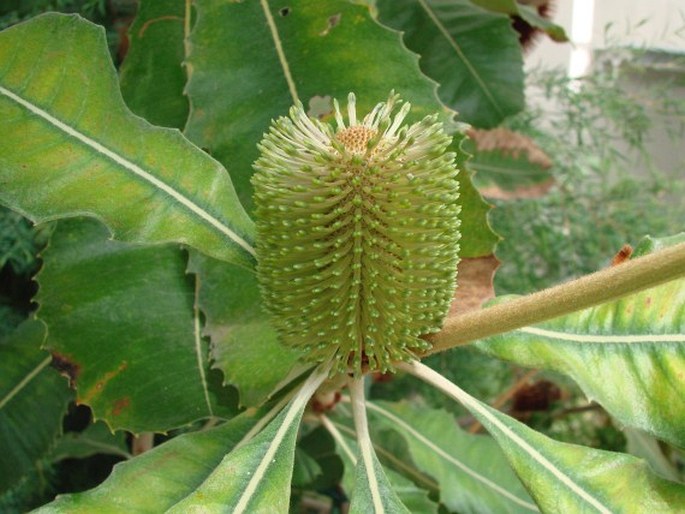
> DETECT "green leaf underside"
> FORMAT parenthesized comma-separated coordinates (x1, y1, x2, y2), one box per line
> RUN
(0, 321, 72, 493)
(475, 235, 685, 447)
(36, 218, 237, 433)
(367, 401, 538, 513)
(461, 387, 685, 513)
(166, 365, 329, 513)
(408, 362, 685, 514)
(346, 378, 413, 513)
(322, 414, 437, 513)
(0, 13, 255, 268)
(35, 411, 260, 513)
(39, 365, 326, 513)
(188, 251, 302, 408)
(349, 445, 412, 514)
(119, 0, 189, 129)
(624, 428, 681, 483)
(50, 421, 131, 462)
(375, 0, 524, 128)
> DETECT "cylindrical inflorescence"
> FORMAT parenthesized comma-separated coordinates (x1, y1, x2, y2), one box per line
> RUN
(252, 93, 461, 375)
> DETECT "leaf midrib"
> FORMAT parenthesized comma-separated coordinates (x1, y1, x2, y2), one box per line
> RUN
(260, 0, 299, 104)
(416, 0, 503, 116)
(0, 355, 51, 410)
(367, 401, 540, 512)
(520, 326, 685, 344)
(0, 85, 256, 258)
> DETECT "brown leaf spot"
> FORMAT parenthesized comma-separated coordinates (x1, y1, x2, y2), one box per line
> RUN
(79, 361, 129, 405)
(112, 397, 130, 416)
(448, 255, 500, 317)
(50, 352, 81, 388)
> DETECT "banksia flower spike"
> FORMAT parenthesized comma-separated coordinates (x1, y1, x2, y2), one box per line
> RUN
(253, 93, 461, 376)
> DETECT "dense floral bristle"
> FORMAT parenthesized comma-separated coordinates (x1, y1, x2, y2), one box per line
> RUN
(252, 93, 461, 375)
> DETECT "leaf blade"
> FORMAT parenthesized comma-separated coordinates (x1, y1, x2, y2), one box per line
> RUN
(0, 13, 255, 267)
(367, 401, 538, 513)
(0, 321, 72, 493)
(475, 235, 685, 447)
(405, 361, 685, 514)
(189, 251, 302, 408)
(167, 365, 329, 513)
(37, 218, 237, 432)
(35, 411, 261, 513)
(375, 0, 524, 127)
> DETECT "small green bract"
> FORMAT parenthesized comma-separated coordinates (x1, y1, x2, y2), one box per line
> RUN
(252, 93, 461, 375)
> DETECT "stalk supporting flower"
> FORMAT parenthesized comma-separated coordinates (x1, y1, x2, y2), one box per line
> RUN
(253, 93, 461, 375)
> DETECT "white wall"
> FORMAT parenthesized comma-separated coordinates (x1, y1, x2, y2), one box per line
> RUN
(525, 0, 685, 73)
(522, 0, 685, 186)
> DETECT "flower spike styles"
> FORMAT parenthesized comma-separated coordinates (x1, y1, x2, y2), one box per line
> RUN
(252, 93, 461, 376)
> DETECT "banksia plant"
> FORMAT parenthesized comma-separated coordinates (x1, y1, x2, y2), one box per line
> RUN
(252, 93, 461, 375)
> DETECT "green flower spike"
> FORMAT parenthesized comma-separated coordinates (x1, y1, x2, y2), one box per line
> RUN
(253, 93, 461, 376)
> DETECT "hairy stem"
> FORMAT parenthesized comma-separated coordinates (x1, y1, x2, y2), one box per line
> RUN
(427, 242, 685, 354)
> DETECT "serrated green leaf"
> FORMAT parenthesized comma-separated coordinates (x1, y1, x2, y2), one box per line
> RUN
(166, 365, 328, 513)
(447, 129, 499, 258)
(0, 320, 72, 493)
(469, 0, 568, 41)
(0, 13, 255, 268)
(185, 0, 497, 258)
(406, 361, 685, 514)
(39, 366, 326, 513)
(322, 414, 437, 514)
(50, 421, 131, 462)
(185, 0, 452, 213)
(37, 218, 237, 432)
(458, 166, 500, 258)
(367, 401, 538, 514)
(348, 445, 412, 514)
(119, 0, 189, 128)
(34, 410, 261, 513)
(375, 0, 524, 128)
(475, 234, 685, 448)
(188, 251, 302, 408)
